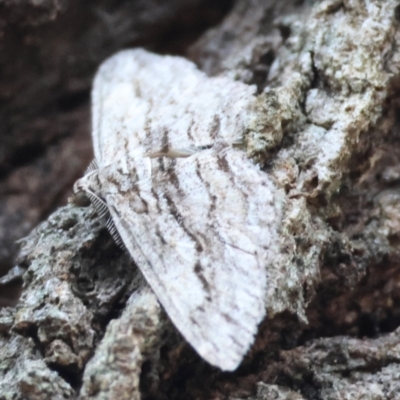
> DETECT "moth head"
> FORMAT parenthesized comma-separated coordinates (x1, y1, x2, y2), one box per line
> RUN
(70, 188, 91, 207)
(73, 171, 101, 196)
(70, 170, 108, 218)
(70, 176, 90, 207)
(72, 159, 100, 198)
(70, 173, 96, 207)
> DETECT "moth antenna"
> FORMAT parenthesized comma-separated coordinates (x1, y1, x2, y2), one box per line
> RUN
(84, 159, 99, 174)
(106, 217, 125, 249)
(86, 191, 109, 218)
(232, 137, 244, 147)
(144, 146, 211, 159)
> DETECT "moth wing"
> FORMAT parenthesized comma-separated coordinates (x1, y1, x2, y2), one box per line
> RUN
(91, 49, 257, 166)
(100, 148, 281, 371)
(91, 50, 150, 165)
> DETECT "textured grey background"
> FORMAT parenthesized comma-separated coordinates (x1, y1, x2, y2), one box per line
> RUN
(1, 0, 400, 399)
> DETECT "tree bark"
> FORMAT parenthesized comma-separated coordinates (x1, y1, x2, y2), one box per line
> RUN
(1, 0, 400, 399)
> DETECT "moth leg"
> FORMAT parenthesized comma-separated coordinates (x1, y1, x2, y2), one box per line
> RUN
(106, 217, 125, 249)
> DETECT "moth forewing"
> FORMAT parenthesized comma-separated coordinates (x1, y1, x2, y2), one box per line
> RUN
(96, 147, 278, 370)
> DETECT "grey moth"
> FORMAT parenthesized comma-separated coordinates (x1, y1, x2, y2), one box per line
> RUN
(73, 49, 281, 371)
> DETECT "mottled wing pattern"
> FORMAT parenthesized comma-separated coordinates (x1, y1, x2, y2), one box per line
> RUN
(90, 49, 281, 371)
(97, 147, 280, 370)
(91, 49, 257, 165)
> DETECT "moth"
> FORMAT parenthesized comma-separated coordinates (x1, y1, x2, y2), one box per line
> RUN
(73, 49, 281, 371)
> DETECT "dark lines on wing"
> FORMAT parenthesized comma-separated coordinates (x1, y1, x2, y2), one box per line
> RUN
(216, 151, 232, 175)
(195, 151, 253, 257)
(166, 159, 180, 191)
(122, 136, 129, 158)
(194, 157, 217, 215)
(163, 192, 204, 253)
(151, 188, 162, 214)
(194, 261, 211, 297)
(186, 125, 194, 141)
(157, 157, 165, 172)
(210, 115, 221, 139)
(190, 316, 200, 327)
(193, 156, 227, 258)
(217, 151, 250, 207)
(229, 333, 245, 349)
(161, 128, 170, 153)
(129, 185, 149, 214)
(107, 173, 125, 190)
(144, 114, 152, 148)
(221, 312, 235, 324)
(155, 225, 167, 245)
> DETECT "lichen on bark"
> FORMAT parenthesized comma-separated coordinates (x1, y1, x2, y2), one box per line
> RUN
(1, 0, 400, 399)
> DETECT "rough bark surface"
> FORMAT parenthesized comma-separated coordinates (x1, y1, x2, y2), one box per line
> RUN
(1, 0, 400, 399)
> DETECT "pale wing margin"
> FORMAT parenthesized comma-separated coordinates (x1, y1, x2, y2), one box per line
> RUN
(100, 148, 281, 371)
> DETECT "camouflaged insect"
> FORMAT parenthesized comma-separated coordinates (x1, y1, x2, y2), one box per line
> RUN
(74, 49, 282, 371)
